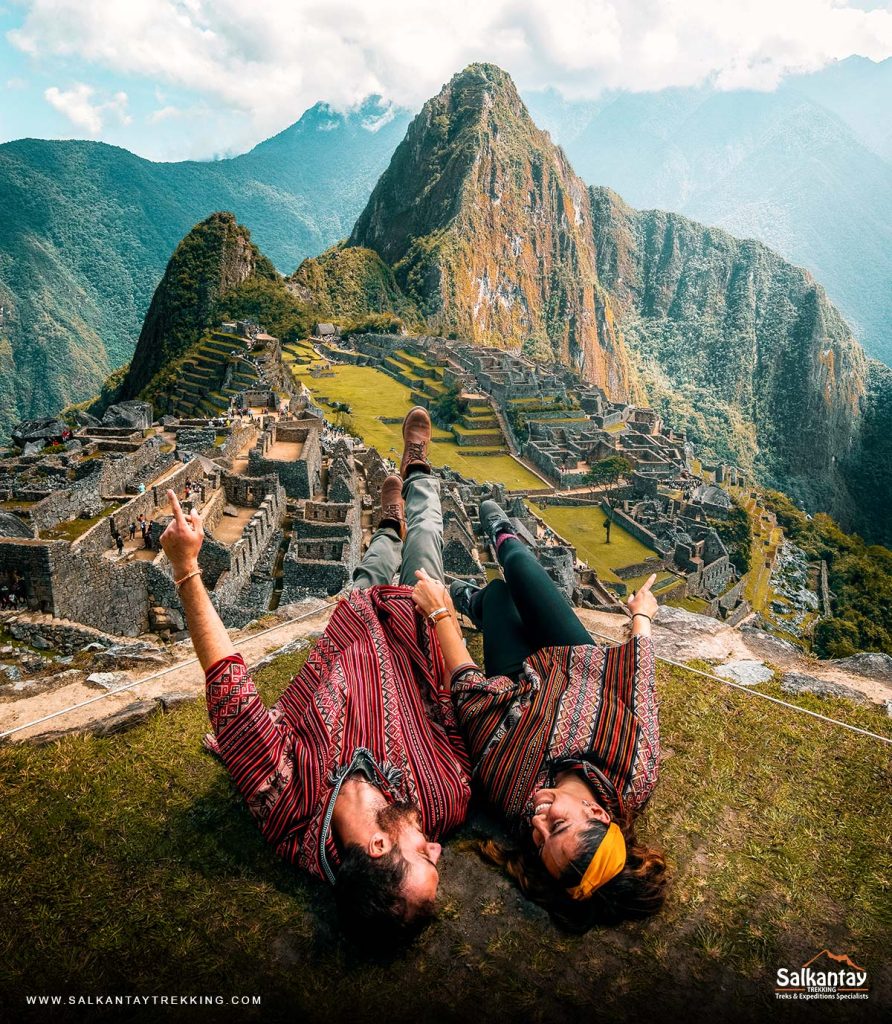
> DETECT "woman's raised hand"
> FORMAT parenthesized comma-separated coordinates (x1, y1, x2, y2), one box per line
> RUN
(627, 572, 659, 620)
(411, 567, 452, 617)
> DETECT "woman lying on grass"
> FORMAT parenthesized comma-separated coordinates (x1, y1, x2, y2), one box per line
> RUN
(412, 499, 668, 932)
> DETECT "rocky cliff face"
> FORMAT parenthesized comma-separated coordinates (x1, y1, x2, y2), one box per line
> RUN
(121, 213, 273, 399)
(349, 63, 635, 400)
(589, 186, 869, 523)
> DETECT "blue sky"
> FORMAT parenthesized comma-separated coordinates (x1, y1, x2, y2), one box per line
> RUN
(2, 0, 891, 162)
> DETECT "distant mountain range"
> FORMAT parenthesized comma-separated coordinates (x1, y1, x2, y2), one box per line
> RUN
(0, 98, 411, 437)
(114, 65, 891, 545)
(525, 57, 892, 366)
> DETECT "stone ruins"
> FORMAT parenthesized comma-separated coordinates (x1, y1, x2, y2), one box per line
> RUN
(2, 322, 814, 672)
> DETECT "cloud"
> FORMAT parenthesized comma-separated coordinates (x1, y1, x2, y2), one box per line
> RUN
(44, 82, 131, 134)
(11, 0, 892, 152)
(5, 77, 27, 90)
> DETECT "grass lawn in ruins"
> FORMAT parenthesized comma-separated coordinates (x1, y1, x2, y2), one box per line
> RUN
(1, 644, 889, 1022)
(297, 363, 543, 491)
(533, 502, 660, 583)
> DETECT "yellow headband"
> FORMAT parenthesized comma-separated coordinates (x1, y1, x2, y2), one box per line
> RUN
(566, 822, 627, 900)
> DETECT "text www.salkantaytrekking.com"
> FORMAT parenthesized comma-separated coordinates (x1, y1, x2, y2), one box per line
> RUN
(26, 995, 261, 1006)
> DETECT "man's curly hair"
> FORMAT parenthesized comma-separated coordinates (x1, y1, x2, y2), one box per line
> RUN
(334, 843, 436, 950)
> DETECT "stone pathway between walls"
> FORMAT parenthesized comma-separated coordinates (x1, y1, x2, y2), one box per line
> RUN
(1, 605, 889, 745)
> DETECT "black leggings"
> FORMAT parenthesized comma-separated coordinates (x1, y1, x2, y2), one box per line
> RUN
(468, 537, 592, 679)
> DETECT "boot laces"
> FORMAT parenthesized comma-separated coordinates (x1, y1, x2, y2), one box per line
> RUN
(405, 441, 427, 464)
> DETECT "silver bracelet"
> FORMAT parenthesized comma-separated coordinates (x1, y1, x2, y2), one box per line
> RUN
(427, 606, 450, 624)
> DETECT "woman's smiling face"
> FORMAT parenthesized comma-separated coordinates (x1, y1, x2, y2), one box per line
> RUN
(528, 786, 611, 880)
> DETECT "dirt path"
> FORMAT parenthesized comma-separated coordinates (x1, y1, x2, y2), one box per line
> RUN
(0, 603, 336, 744)
(3, 602, 888, 745)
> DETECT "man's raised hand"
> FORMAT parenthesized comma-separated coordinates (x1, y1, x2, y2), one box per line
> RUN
(627, 572, 659, 620)
(160, 489, 204, 576)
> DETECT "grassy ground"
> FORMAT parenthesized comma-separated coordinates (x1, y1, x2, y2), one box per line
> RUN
(296, 363, 543, 490)
(533, 503, 660, 583)
(39, 505, 119, 542)
(1, 643, 889, 1023)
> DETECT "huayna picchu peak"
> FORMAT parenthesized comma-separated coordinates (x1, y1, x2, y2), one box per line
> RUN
(348, 63, 636, 400)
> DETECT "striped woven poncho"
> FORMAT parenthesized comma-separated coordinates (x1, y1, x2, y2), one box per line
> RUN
(204, 585, 472, 883)
(451, 636, 659, 823)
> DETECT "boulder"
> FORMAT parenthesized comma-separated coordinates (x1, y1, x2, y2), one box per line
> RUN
(0, 511, 34, 539)
(715, 660, 774, 686)
(160, 414, 179, 427)
(70, 409, 101, 428)
(94, 700, 159, 736)
(12, 417, 67, 447)
(829, 652, 892, 682)
(156, 691, 196, 711)
(780, 671, 868, 703)
(94, 641, 170, 669)
(102, 400, 153, 430)
(22, 441, 42, 457)
(86, 671, 121, 691)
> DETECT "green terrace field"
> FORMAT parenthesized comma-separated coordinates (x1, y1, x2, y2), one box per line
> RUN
(293, 362, 543, 491)
(533, 502, 662, 584)
(2, 643, 889, 1021)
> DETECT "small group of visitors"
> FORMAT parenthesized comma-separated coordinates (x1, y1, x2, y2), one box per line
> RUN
(160, 406, 666, 947)
(0, 572, 25, 608)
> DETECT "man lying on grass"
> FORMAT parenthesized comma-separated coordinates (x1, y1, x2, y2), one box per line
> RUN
(159, 408, 478, 947)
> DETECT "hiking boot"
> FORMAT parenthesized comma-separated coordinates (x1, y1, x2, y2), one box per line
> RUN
(401, 406, 432, 476)
(449, 578, 482, 621)
(378, 474, 406, 539)
(479, 499, 515, 549)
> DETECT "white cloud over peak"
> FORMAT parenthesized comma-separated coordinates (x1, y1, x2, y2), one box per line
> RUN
(11, 1, 892, 154)
(44, 82, 131, 134)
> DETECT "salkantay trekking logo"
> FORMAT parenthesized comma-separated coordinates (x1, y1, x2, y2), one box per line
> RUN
(775, 950, 869, 1001)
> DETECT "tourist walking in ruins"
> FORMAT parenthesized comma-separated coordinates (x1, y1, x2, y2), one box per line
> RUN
(128, 521, 136, 541)
(159, 407, 475, 947)
(115, 534, 124, 557)
(415, 501, 668, 932)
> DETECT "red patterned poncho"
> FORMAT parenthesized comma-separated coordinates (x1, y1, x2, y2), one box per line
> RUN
(204, 586, 472, 883)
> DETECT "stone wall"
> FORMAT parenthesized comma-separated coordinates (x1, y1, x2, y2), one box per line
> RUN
(216, 422, 257, 463)
(96, 439, 166, 495)
(0, 539, 154, 635)
(0, 539, 57, 611)
(212, 484, 286, 606)
(249, 423, 321, 499)
(1, 616, 126, 654)
(601, 501, 666, 555)
(177, 427, 218, 454)
(73, 459, 212, 558)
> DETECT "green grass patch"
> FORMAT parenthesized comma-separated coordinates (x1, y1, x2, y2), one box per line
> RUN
(300, 364, 543, 490)
(534, 503, 659, 582)
(1, 645, 889, 1019)
(39, 505, 118, 542)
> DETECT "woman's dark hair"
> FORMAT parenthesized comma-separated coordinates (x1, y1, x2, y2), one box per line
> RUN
(334, 844, 436, 949)
(476, 807, 668, 933)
